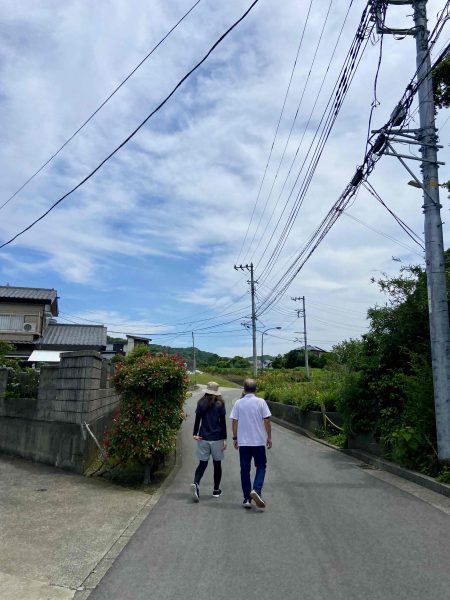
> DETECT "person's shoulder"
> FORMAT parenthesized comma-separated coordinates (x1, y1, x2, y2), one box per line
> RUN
(196, 395, 208, 411)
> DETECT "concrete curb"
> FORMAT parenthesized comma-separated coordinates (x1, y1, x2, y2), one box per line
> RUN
(271, 415, 450, 500)
(73, 432, 184, 600)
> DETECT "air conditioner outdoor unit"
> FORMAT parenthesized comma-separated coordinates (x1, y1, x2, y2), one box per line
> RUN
(23, 322, 37, 332)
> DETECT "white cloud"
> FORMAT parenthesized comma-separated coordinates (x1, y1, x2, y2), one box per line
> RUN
(0, 0, 448, 356)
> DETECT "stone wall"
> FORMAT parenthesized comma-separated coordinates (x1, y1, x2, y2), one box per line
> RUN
(0, 351, 120, 472)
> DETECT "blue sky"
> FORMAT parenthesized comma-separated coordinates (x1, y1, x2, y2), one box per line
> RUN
(0, 0, 449, 358)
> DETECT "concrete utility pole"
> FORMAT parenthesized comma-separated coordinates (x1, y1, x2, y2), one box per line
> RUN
(292, 296, 309, 379)
(234, 263, 258, 377)
(373, 0, 450, 460)
(191, 331, 196, 386)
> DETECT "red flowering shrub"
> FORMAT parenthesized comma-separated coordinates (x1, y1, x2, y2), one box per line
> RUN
(103, 350, 188, 465)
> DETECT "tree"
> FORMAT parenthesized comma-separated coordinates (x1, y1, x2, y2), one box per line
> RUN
(0, 340, 13, 365)
(0, 340, 19, 370)
(216, 358, 232, 368)
(433, 52, 450, 111)
(271, 354, 285, 369)
(432, 52, 450, 199)
(284, 349, 303, 369)
(230, 355, 249, 368)
(332, 255, 450, 471)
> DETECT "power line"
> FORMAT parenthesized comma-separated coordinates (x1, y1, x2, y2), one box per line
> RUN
(245, 0, 355, 266)
(235, 0, 315, 264)
(0, 0, 203, 213)
(342, 211, 422, 255)
(254, 2, 374, 284)
(242, 0, 336, 263)
(0, 0, 262, 250)
(362, 181, 425, 250)
(59, 297, 249, 330)
(363, 8, 385, 159)
(255, 4, 449, 317)
(257, 1, 449, 295)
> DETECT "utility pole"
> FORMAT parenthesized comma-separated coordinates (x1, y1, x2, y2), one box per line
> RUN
(292, 296, 309, 379)
(191, 331, 197, 386)
(261, 327, 282, 371)
(373, 0, 450, 460)
(234, 263, 257, 377)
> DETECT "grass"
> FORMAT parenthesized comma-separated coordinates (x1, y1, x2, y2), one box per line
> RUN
(189, 372, 241, 388)
(314, 426, 347, 448)
(256, 368, 340, 411)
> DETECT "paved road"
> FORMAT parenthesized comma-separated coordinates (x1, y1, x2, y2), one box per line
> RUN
(90, 387, 450, 600)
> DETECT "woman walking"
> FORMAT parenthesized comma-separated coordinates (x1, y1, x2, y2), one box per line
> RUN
(191, 382, 227, 501)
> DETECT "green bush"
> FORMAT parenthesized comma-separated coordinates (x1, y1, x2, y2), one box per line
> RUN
(384, 426, 432, 470)
(437, 467, 450, 484)
(5, 368, 39, 399)
(256, 369, 336, 411)
(103, 350, 188, 466)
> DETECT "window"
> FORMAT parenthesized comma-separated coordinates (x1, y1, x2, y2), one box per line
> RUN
(0, 314, 25, 331)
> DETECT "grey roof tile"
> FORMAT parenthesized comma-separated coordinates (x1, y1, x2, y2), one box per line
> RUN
(39, 323, 107, 348)
(0, 286, 57, 302)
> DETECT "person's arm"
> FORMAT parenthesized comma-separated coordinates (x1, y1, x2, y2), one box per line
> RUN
(232, 418, 238, 449)
(220, 414, 227, 450)
(193, 413, 202, 440)
(264, 417, 272, 449)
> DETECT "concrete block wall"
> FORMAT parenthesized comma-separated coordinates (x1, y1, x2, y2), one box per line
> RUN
(267, 400, 384, 456)
(0, 351, 120, 472)
(267, 400, 344, 433)
(0, 368, 8, 400)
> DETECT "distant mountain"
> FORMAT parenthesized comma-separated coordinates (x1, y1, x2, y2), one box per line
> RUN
(106, 337, 236, 367)
(147, 343, 220, 367)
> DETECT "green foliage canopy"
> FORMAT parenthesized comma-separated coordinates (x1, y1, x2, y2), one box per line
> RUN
(330, 254, 450, 472)
(433, 52, 450, 110)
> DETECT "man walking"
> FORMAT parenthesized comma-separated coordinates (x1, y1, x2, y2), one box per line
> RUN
(230, 378, 272, 509)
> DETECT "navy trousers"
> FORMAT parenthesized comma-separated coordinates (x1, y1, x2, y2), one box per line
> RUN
(239, 445, 267, 501)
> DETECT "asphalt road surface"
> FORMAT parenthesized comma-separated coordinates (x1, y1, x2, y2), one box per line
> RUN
(90, 386, 450, 600)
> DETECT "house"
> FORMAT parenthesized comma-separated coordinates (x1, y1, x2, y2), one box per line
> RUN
(103, 341, 126, 361)
(306, 345, 327, 357)
(29, 323, 107, 362)
(36, 323, 107, 352)
(0, 286, 58, 360)
(0, 285, 107, 363)
(124, 335, 151, 355)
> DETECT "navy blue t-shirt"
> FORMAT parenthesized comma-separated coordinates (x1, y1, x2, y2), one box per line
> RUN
(193, 396, 227, 441)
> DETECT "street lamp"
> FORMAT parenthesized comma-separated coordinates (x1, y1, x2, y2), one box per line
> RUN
(261, 327, 281, 370)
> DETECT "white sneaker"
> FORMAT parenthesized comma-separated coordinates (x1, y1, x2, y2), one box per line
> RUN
(191, 483, 199, 502)
(242, 499, 252, 509)
(250, 490, 266, 508)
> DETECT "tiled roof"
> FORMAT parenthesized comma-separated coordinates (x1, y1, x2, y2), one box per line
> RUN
(38, 323, 107, 349)
(307, 345, 327, 352)
(0, 286, 57, 302)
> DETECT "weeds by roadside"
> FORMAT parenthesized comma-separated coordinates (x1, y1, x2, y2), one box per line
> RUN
(313, 426, 347, 448)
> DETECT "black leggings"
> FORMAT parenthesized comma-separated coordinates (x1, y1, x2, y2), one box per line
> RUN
(194, 460, 222, 489)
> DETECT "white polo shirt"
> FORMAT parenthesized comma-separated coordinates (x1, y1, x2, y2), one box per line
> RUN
(229, 394, 271, 446)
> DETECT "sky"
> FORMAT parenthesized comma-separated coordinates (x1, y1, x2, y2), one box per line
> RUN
(0, 0, 449, 359)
